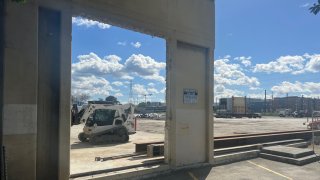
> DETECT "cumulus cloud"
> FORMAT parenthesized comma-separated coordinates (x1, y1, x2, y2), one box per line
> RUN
(114, 93, 124, 97)
(72, 53, 165, 84)
(71, 52, 167, 98)
(271, 81, 320, 95)
(132, 84, 148, 95)
(214, 58, 260, 87)
(234, 56, 252, 67)
(132, 84, 161, 96)
(72, 17, 111, 29)
(253, 54, 320, 75)
(253, 55, 305, 74)
(131, 42, 142, 48)
(72, 53, 124, 76)
(124, 54, 166, 83)
(214, 84, 244, 99)
(304, 54, 320, 73)
(72, 75, 114, 97)
(112, 81, 124, 86)
(147, 88, 159, 94)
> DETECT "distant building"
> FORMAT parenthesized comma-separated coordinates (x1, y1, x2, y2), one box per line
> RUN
(218, 97, 272, 114)
(136, 102, 166, 113)
(273, 96, 320, 116)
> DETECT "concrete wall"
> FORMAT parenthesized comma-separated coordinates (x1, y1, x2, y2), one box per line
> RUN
(2, 0, 214, 179)
(0, 1, 4, 179)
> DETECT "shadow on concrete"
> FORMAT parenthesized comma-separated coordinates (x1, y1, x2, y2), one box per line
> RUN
(146, 166, 212, 180)
(70, 141, 131, 149)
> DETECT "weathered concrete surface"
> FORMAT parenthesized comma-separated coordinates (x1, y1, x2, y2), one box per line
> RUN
(3, 0, 214, 179)
(70, 117, 309, 174)
(146, 158, 320, 180)
(3, 2, 38, 179)
(70, 125, 164, 175)
(262, 146, 314, 158)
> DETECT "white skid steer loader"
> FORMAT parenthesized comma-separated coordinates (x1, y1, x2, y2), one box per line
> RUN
(76, 103, 136, 144)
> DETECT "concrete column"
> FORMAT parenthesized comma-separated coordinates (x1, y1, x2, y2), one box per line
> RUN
(58, 9, 72, 180)
(3, 1, 71, 179)
(3, 1, 38, 179)
(0, 0, 4, 179)
(166, 39, 213, 167)
(36, 5, 71, 180)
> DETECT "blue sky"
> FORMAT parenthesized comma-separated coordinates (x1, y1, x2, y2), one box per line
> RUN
(71, 0, 320, 103)
(214, 0, 320, 100)
(71, 17, 166, 103)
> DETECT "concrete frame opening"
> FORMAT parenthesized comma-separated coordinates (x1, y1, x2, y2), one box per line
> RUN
(2, 1, 214, 179)
(70, 15, 167, 176)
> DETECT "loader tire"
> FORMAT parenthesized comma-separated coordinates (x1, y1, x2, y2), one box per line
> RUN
(118, 127, 129, 142)
(78, 132, 88, 142)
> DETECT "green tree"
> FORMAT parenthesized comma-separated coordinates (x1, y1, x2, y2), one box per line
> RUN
(105, 95, 120, 104)
(310, 1, 320, 15)
(137, 102, 147, 107)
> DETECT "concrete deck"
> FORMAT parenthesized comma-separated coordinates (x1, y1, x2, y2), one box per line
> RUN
(146, 158, 320, 180)
(70, 117, 311, 175)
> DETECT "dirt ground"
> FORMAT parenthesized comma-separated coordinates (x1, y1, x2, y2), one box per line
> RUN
(137, 116, 308, 136)
(70, 116, 311, 175)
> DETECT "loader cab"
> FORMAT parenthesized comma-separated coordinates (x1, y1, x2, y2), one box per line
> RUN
(86, 109, 116, 127)
(86, 108, 125, 127)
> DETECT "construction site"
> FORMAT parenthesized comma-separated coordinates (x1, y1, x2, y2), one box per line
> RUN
(1, 0, 320, 180)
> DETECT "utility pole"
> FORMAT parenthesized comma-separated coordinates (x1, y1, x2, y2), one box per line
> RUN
(286, 93, 289, 109)
(271, 91, 274, 113)
(264, 90, 267, 113)
(244, 96, 247, 115)
(128, 80, 133, 104)
(144, 94, 152, 104)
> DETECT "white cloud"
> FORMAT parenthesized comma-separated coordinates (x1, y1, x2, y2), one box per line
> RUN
(300, 3, 310, 8)
(148, 82, 155, 87)
(305, 54, 320, 73)
(214, 58, 260, 87)
(124, 54, 166, 83)
(72, 52, 166, 84)
(271, 81, 320, 95)
(253, 55, 305, 74)
(132, 84, 162, 96)
(249, 87, 262, 90)
(72, 17, 111, 29)
(72, 52, 167, 98)
(253, 54, 320, 75)
(131, 42, 142, 48)
(160, 88, 166, 94)
(114, 93, 124, 97)
(214, 84, 244, 99)
(72, 75, 113, 97)
(132, 84, 148, 95)
(117, 41, 127, 46)
(234, 56, 252, 67)
(147, 88, 159, 94)
(72, 53, 124, 76)
(112, 81, 124, 86)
